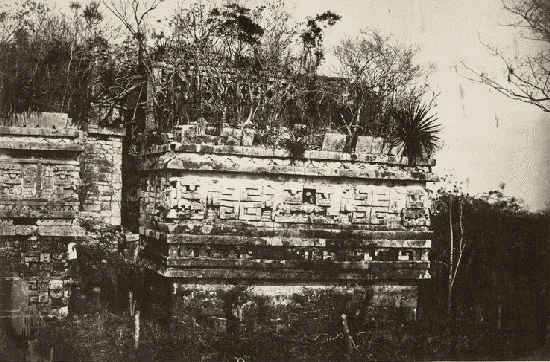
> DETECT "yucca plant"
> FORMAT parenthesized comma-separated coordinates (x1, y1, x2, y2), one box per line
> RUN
(390, 103, 441, 165)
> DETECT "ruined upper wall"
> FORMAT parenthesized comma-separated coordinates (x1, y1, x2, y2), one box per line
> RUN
(0, 112, 72, 129)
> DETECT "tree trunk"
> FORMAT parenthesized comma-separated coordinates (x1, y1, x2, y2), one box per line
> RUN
(449, 198, 466, 315)
(129, 291, 134, 316)
(342, 314, 352, 361)
(448, 196, 454, 316)
(134, 310, 140, 350)
(145, 72, 156, 132)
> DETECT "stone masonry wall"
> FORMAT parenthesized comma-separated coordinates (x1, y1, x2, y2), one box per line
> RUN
(0, 114, 125, 327)
(79, 125, 125, 226)
(164, 283, 419, 335)
(137, 131, 435, 331)
(0, 120, 84, 322)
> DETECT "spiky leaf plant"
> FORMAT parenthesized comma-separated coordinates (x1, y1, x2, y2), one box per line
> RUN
(391, 103, 441, 165)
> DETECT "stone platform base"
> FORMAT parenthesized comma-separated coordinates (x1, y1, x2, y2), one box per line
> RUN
(139, 272, 418, 336)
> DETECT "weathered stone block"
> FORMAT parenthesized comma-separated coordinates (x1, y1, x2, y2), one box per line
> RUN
(403, 208, 430, 226)
(282, 183, 303, 205)
(407, 190, 426, 209)
(315, 188, 331, 207)
(239, 202, 262, 221)
(241, 183, 262, 202)
(221, 185, 240, 201)
(242, 129, 256, 146)
(82, 204, 101, 212)
(371, 137, 384, 154)
(372, 186, 391, 207)
(352, 208, 371, 223)
(355, 185, 372, 204)
(390, 187, 408, 214)
(370, 206, 388, 225)
(220, 202, 239, 219)
(355, 136, 374, 154)
(321, 133, 346, 152)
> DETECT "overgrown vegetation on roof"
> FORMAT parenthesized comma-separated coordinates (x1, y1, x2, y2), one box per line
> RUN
(0, 0, 440, 159)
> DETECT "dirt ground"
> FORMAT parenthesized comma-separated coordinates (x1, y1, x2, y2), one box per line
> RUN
(0, 327, 26, 361)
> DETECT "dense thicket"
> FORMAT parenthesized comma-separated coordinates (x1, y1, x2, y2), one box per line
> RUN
(428, 193, 549, 355)
(0, 0, 438, 146)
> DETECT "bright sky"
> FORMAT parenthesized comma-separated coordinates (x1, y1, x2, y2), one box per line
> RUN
(157, 0, 550, 210)
(287, 0, 550, 211)
(8, 0, 550, 210)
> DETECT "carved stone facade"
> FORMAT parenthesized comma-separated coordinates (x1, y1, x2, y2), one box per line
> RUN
(0, 114, 124, 324)
(0, 108, 434, 333)
(0, 123, 84, 320)
(138, 131, 435, 330)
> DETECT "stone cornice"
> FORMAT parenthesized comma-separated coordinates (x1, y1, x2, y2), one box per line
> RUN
(140, 151, 436, 181)
(86, 125, 126, 137)
(141, 143, 436, 167)
(0, 126, 80, 138)
(0, 141, 83, 152)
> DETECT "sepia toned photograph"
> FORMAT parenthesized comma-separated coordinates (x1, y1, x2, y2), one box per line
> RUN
(0, 0, 548, 361)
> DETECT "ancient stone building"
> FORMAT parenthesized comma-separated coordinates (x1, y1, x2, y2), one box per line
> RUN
(0, 108, 435, 336)
(137, 128, 435, 332)
(0, 113, 124, 329)
(0, 113, 84, 323)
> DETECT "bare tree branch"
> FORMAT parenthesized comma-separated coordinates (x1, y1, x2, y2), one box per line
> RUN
(458, 0, 550, 113)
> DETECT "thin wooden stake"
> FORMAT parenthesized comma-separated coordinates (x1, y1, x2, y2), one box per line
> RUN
(134, 310, 140, 350)
(342, 314, 352, 361)
(129, 291, 134, 316)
